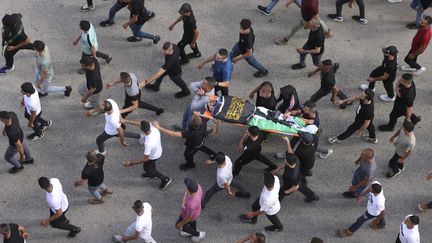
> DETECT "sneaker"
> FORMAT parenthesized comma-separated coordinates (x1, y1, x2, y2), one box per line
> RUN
(106, 56, 113, 64)
(253, 69, 268, 78)
(41, 120, 53, 131)
(144, 83, 159, 92)
(386, 169, 401, 178)
(400, 64, 416, 72)
(174, 90, 191, 98)
(83, 101, 94, 109)
(95, 149, 107, 156)
(127, 36, 142, 42)
(418, 203, 428, 212)
(378, 124, 394, 132)
(112, 235, 124, 243)
(148, 12, 156, 20)
(179, 163, 196, 171)
(155, 109, 164, 116)
(8, 166, 24, 174)
(304, 195, 320, 203)
(153, 35, 161, 44)
(413, 67, 426, 76)
(387, 0, 402, 3)
(100, 20, 114, 27)
(179, 231, 192, 237)
(274, 36, 289, 45)
(88, 198, 105, 204)
(64, 86, 72, 97)
(81, 4, 95, 11)
(379, 95, 396, 102)
(352, 16, 367, 25)
(38, 92, 48, 97)
(239, 214, 256, 224)
(362, 134, 378, 144)
(359, 84, 372, 91)
(342, 191, 356, 198)
(101, 188, 113, 195)
(411, 115, 421, 125)
(327, 136, 341, 144)
(27, 133, 45, 141)
(257, 5, 271, 16)
(291, 63, 306, 70)
(160, 177, 172, 190)
(318, 149, 333, 159)
(141, 173, 157, 180)
(191, 231, 206, 242)
(274, 152, 285, 159)
(21, 158, 34, 164)
(172, 124, 185, 131)
(338, 229, 353, 238)
(327, 14, 343, 22)
(187, 52, 202, 59)
(369, 222, 386, 229)
(406, 22, 418, 30)
(68, 227, 81, 238)
(264, 226, 282, 232)
(0, 65, 15, 75)
(235, 191, 251, 198)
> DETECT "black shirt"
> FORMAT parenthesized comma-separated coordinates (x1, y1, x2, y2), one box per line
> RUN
(304, 25, 325, 55)
(294, 139, 316, 166)
(162, 45, 182, 77)
(4, 112, 23, 147)
(396, 82, 416, 108)
(355, 101, 374, 123)
(282, 159, 301, 187)
(130, 0, 149, 25)
(4, 223, 24, 243)
(85, 58, 103, 94)
(255, 82, 277, 110)
(182, 123, 207, 148)
(239, 28, 255, 54)
(382, 57, 397, 83)
(2, 14, 27, 45)
(320, 65, 336, 90)
(277, 85, 301, 113)
(183, 15, 197, 39)
(243, 132, 263, 153)
(81, 155, 105, 186)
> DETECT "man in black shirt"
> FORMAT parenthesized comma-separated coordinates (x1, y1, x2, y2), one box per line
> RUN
(74, 151, 112, 204)
(294, 131, 318, 183)
(360, 46, 398, 102)
(121, 0, 160, 43)
(78, 56, 103, 109)
(144, 42, 191, 98)
(329, 89, 377, 144)
(0, 111, 33, 174)
(0, 223, 28, 242)
(307, 59, 351, 109)
(379, 73, 421, 132)
(152, 115, 215, 170)
(292, 17, 325, 70)
(1, 13, 34, 75)
(229, 19, 268, 78)
(169, 3, 201, 65)
(233, 126, 277, 177)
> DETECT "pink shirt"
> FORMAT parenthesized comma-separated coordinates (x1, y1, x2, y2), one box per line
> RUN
(180, 185, 203, 221)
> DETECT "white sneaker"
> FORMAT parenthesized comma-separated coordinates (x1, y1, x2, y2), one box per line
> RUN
(400, 64, 416, 72)
(359, 84, 374, 91)
(138, 133, 145, 146)
(96, 149, 107, 156)
(179, 231, 192, 237)
(191, 231, 206, 242)
(387, 0, 402, 2)
(413, 67, 426, 76)
(318, 149, 333, 159)
(112, 235, 124, 243)
(81, 4, 95, 11)
(274, 152, 285, 159)
(83, 101, 94, 109)
(379, 95, 396, 102)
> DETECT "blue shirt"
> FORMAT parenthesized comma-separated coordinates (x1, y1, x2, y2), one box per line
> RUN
(81, 23, 98, 55)
(213, 58, 233, 82)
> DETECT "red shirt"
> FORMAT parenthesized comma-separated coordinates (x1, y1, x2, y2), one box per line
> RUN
(410, 26, 431, 53)
(301, 0, 319, 22)
(180, 185, 202, 221)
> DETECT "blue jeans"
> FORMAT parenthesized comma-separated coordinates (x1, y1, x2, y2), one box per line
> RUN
(108, 2, 127, 22)
(266, 0, 302, 12)
(351, 170, 368, 196)
(410, 0, 424, 27)
(88, 184, 107, 200)
(130, 24, 154, 39)
(299, 44, 322, 66)
(182, 104, 192, 130)
(348, 211, 386, 232)
(229, 43, 267, 72)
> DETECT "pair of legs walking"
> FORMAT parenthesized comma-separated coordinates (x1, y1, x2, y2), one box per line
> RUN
(233, 151, 277, 176)
(184, 145, 215, 167)
(24, 110, 50, 136)
(337, 119, 376, 141)
(177, 34, 200, 64)
(202, 181, 250, 207)
(4, 144, 32, 169)
(95, 131, 140, 153)
(250, 197, 283, 230)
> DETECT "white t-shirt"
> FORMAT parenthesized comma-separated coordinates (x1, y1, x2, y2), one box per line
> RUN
(259, 175, 281, 216)
(399, 215, 420, 243)
(135, 202, 153, 239)
(216, 156, 233, 188)
(24, 87, 42, 116)
(143, 124, 163, 160)
(46, 178, 69, 213)
(104, 99, 121, 135)
(366, 181, 385, 216)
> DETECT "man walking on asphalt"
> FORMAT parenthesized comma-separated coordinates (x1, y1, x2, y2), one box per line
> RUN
(395, 215, 420, 243)
(198, 48, 233, 96)
(100, 0, 155, 27)
(328, 0, 368, 24)
(121, 0, 160, 44)
(78, 56, 103, 109)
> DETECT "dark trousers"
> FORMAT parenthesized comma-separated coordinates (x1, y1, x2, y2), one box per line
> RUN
(309, 87, 348, 103)
(348, 211, 385, 232)
(177, 34, 200, 63)
(369, 67, 395, 98)
(176, 216, 199, 237)
(184, 145, 215, 166)
(4, 42, 34, 68)
(96, 131, 140, 153)
(214, 86, 229, 96)
(387, 104, 418, 128)
(121, 92, 161, 118)
(153, 73, 189, 92)
(87, 0, 93, 5)
(337, 118, 375, 140)
(388, 152, 403, 173)
(279, 180, 317, 201)
(404, 54, 421, 70)
(426, 201, 432, 209)
(395, 234, 401, 243)
(336, 0, 365, 18)
(202, 180, 249, 206)
(82, 52, 110, 63)
(49, 208, 79, 232)
(251, 197, 283, 230)
(143, 159, 168, 183)
(24, 110, 48, 135)
(233, 151, 277, 176)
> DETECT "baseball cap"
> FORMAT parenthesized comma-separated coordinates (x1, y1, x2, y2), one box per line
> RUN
(298, 131, 314, 144)
(178, 3, 192, 15)
(184, 177, 198, 193)
(382, 46, 398, 56)
(132, 200, 143, 209)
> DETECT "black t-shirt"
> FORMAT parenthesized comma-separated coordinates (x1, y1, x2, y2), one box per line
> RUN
(4, 112, 24, 147)
(239, 28, 255, 54)
(183, 15, 197, 38)
(4, 223, 24, 243)
(81, 156, 105, 186)
(282, 159, 301, 187)
(294, 139, 316, 165)
(2, 14, 27, 45)
(355, 101, 374, 123)
(255, 82, 277, 110)
(396, 82, 416, 108)
(162, 45, 182, 77)
(243, 132, 263, 153)
(85, 58, 103, 94)
(130, 0, 149, 25)
(182, 123, 207, 147)
(320, 65, 336, 90)
(277, 85, 301, 113)
(304, 25, 325, 55)
(382, 57, 397, 83)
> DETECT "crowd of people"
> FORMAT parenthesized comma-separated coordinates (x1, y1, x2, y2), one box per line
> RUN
(1, 0, 432, 242)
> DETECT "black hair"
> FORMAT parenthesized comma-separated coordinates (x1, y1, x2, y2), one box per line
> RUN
(21, 82, 35, 94)
(403, 121, 415, 132)
(304, 100, 316, 109)
(371, 183, 382, 194)
(0, 111, 11, 119)
(425, 15, 432, 25)
(240, 19, 252, 29)
(33, 40, 45, 52)
(322, 59, 332, 66)
(255, 232, 266, 243)
(103, 100, 113, 112)
(248, 126, 260, 136)
(402, 73, 413, 82)
(205, 76, 216, 88)
(364, 88, 375, 101)
(310, 237, 324, 243)
(215, 152, 226, 165)
(409, 215, 420, 225)
(120, 72, 130, 81)
(162, 42, 172, 50)
(218, 48, 228, 57)
(38, 177, 50, 190)
(79, 20, 91, 31)
(285, 153, 297, 166)
(140, 120, 150, 133)
(263, 172, 275, 188)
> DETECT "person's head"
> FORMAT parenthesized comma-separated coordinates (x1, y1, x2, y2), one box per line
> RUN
(419, 15, 432, 28)
(310, 237, 324, 243)
(304, 17, 321, 30)
(321, 59, 333, 73)
(303, 100, 317, 115)
(215, 152, 226, 166)
(178, 3, 193, 16)
(0, 111, 11, 124)
(402, 121, 415, 133)
(120, 72, 131, 85)
(259, 82, 273, 99)
(360, 88, 374, 103)
(240, 19, 252, 33)
(0, 224, 10, 236)
(399, 73, 413, 88)
(2, 14, 16, 28)
(80, 55, 94, 70)
(189, 115, 202, 130)
(33, 40, 46, 53)
(405, 215, 420, 229)
(215, 48, 228, 62)
(184, 177, 199, 194)
(162, 42, 173, 55)
(298, 131, 314, 145)
(263, 172, 275, 189)
(38, 177, 52, 192)
(86, 150, 97, 164)
(99, 100, 113, 113)
(360, 148, 374, 162)
(140, 120, 151, 135)
(285, 153, 298, 167)
(132, 200, 144, 215)
(202, 76, 215, 92)
(79, 20, 91, 31)
(382, 46, 398, 60)
(251, 232, 266, 243)
(20, 82, 35, 96)
(370, 182, 382, 194)
(247, 126, 260, 138)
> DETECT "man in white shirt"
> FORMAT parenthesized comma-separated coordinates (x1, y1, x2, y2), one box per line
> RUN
(113, 200, 156, 243)
(396, 215, 420, 243)
(122, 120, 172, 190)
(86, 99, 140, 155)
(202, 152, 251, 208)
(338, 181, 386, 237)
(239, 172, 283, 232)
(20, 82, 52, 141)
(38, 177, 81, 238)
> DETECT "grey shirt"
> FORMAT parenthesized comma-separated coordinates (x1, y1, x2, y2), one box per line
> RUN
(190, 81, 214, 112)
(36, 46, 54, 82)
(355, 157, 377, 181)
(394, 130, 416, 157)
(124, 73, 140, 98)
